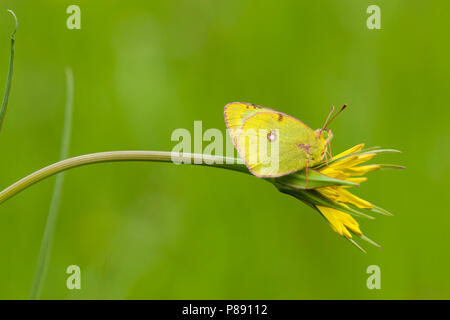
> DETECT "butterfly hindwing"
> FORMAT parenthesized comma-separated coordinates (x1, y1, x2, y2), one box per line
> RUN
(236, 112, 317, 177)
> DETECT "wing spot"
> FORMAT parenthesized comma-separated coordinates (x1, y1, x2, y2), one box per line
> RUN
(278, 113, 283, 121)
(267, 129, 277, 142)
(298, 143, 311, 155)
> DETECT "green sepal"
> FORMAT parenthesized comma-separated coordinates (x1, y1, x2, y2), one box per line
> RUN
(347, 238, 367, 253)
(370, 205, 394, 216)
(377, 164, 406, 170)
(271, 169, 359, 190)
(275, 184, 375, 220)
(359, 234, 383, 249)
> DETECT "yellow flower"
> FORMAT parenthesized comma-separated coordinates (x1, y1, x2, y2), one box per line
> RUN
(273, 143, 403, 251)
(314, 143, 394, 250)
(318, 145, 375, 213)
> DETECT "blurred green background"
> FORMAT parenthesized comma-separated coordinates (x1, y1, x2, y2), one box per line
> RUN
(0, 0, 448, 299)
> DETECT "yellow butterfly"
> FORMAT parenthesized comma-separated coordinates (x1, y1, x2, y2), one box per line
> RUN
(224, 102, 346, 179)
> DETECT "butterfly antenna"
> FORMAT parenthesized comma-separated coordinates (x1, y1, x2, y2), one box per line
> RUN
(321, 106, 335, 130)
(323, 104, 347, 130)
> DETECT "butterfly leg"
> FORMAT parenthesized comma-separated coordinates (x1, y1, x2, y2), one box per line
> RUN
(327, 141, 333, 158)
(323, 141, 332, 167)
(305, 159, 310, 188)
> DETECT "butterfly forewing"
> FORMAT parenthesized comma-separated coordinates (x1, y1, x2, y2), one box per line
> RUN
(224, 102, 274, 144)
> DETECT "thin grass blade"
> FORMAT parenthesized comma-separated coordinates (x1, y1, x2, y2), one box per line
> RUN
(29, 68, 74, 299)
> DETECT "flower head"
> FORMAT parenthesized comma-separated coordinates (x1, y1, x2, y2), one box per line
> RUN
(272, 143, 404, 252)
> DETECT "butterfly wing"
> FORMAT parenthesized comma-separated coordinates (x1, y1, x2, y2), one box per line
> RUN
(224, 102, 274, 144)
(237, 112, 320, 177)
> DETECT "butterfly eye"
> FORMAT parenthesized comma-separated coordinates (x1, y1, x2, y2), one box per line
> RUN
(322, 131, 329, 139)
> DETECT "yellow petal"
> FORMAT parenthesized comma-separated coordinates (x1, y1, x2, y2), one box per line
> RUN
(342, 164, 380, 176)
(334, 188, 373, 208)
(317, 206, 362, 238)
(317, 187, 339, 201)
(332, 143, 365, 160)
(319, 167, 346, 179)
(331, 153, 376, 171)
(346, 177, 367, 184)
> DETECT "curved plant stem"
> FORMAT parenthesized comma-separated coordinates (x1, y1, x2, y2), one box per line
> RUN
(0, 10, 18, 133)
(29, 68, 74, 300)
(0, 152, 247, 205)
